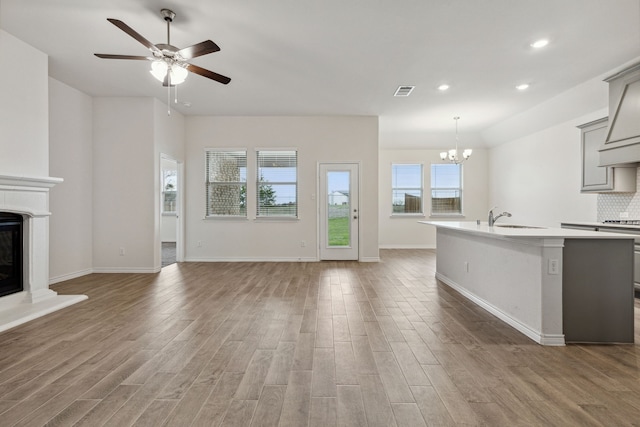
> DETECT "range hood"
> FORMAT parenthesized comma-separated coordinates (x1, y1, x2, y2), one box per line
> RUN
(599, 62, 640, 167)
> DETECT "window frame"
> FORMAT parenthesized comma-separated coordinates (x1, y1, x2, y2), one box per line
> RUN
(205, 149, 248, 218)
(161, 169, 177, 215)
(430, 163, 464, 217)
(391, 163, 424, 216)
(255, 149, 298, 219)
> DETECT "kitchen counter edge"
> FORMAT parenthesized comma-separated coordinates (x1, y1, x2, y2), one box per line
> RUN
(420, 221, 637, 239)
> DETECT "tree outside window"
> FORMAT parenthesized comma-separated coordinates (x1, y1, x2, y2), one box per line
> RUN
(256, 150, 297, 217)
(162, 169, 177, 213)
(206, 150, 247, 217)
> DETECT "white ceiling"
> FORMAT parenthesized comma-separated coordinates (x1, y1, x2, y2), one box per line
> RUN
(1, 0, 639, 148)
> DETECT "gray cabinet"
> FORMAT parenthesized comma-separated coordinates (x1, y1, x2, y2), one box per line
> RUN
(578, 118, 636, 193)
(562, 222, 640, 292)
(599, 62, 640, 166)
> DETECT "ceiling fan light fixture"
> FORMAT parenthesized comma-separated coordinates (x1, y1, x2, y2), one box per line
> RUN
(170, 65, 188, 85)
(150, 60, 169, 82)
(150, 60, 188, 85)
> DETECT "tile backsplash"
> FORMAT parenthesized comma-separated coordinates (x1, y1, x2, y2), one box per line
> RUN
(598, 168, 640, 221)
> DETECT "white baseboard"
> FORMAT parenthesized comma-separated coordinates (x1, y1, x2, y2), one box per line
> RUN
(359, 257, 380, 262)
(91, 267, 161, 274)
(49, 268, 93, 285)
(379, 244, 436, 249)
(435, 272, 565, 346)
(184, 257, 319, 263)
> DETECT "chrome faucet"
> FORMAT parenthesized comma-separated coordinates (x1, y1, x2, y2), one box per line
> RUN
(488, 206, 512, 226)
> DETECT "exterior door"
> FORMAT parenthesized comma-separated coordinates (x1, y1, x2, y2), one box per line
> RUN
(319, 163, 359, 260)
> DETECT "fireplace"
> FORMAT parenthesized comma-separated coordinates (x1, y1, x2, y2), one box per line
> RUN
(0, 174, 87, 333)
(0, 212, 23, 297)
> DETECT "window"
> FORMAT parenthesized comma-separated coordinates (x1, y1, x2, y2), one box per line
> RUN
(205, 150, 247, 217)
(162, 169, 177, 213)
(256, 150, 297, 217)
(391, 164, 423, 214)
(431, 163, 462, 215)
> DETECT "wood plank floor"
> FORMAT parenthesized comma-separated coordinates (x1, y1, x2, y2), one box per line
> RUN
(1, 249, 640, 426)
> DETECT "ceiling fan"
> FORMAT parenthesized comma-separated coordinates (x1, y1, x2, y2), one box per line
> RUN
(94, 8, 230, 87)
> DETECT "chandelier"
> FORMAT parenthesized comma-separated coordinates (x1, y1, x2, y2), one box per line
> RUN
(440, 116, 472, 164)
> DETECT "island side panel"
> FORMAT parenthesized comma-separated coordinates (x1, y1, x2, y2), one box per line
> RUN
(435, 227, 565, 345)
(562, 238, 634, 343)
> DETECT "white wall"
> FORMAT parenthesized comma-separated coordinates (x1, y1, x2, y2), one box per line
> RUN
(0, 30, 49, 177)
(185, 116, 379, 261)
(48, 78, 93, 282)
(488, 110, 606, 227)
(92, 97, 157, 272)
(379, 149, 489, 248)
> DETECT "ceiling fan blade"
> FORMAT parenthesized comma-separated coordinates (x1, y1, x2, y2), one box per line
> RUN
(107, 18, 161, 55)
(186, 63, 231, 85)
(94, 54, 154, 60)
(177, 40, 220, 59)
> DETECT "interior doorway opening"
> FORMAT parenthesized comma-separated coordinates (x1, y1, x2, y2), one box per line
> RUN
(161, 157, 179, 267)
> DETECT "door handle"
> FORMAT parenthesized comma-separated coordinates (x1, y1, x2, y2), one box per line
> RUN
(353, 216, 358, 219)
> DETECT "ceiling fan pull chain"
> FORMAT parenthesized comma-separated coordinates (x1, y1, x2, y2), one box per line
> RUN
(174, 82, 179, 104)
(167, 81, 171, 116)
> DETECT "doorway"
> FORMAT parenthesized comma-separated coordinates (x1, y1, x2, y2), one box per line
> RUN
(161, 157, 179, 267)
(319, 163, 359, 260)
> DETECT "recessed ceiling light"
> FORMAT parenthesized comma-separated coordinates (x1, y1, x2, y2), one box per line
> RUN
(438, 84, 450, 91)
(530, 39, 549, 49)
(516, 84, 530, 90)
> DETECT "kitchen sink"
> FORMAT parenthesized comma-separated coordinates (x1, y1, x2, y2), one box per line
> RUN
(495, 224, 544, 229)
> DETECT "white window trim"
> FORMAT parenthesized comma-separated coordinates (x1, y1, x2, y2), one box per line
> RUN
(205, 148, 248, 219)
(391, 163, 425, 217)
(255, 148, 299, 219)
(429, 163, 464, 217)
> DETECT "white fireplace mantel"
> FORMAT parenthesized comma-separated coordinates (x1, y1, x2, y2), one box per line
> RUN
(0, 173, 87, 333)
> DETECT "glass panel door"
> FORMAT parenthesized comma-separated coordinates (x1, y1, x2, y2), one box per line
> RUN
(319, 163, 359, 260)
(327, 171, 351, 247)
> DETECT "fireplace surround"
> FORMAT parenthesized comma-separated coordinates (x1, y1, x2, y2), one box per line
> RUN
(0, 212, 23, 298)
(0, 174, 87, 332)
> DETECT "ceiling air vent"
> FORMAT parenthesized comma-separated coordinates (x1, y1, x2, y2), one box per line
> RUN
(394, 85, 415, 97)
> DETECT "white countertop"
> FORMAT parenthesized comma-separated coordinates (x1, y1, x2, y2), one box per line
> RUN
(561, 221, 640, 231)
(420, 221, 638, 239)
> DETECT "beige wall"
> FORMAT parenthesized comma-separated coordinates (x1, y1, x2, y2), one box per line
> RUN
(185, 116, 379, 261)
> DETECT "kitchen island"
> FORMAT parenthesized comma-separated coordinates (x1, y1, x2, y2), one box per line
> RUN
(420, 221, 635, 345)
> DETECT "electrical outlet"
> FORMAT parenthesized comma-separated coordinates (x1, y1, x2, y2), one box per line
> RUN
(300, 240, 306, 247)
(197, 240, 202, 248)
(119, 247, 125, 256)
(620, 212, 629, 219)
(548, 259, 559, 275)
(464, 261, 469, 272)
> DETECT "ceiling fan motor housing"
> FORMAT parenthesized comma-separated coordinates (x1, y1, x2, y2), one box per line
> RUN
(161, 9, 175, 22)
